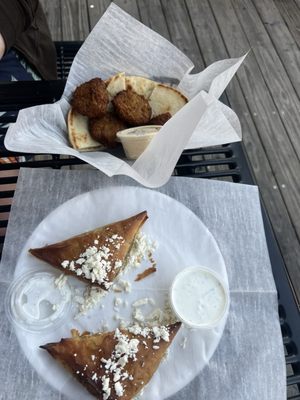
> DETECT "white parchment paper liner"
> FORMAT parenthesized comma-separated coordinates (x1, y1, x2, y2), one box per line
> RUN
(5, 3, 246, 187)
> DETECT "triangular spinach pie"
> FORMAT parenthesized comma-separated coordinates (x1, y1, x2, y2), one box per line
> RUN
(29, 211, 148, 290)
(41, 322, 181, 399)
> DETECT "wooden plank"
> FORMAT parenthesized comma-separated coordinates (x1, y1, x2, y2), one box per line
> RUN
(274, 0, 300, 47)
(232, 0, 300, 161)
(160, 0, 205, 72)
(87, 0, 139, 30)
(87, 0, 110, 29)
(137, 0, 171, 40)
(252, 0, 300, 100)
(61, 0, 90, 40)
(39, 0, 62, 41)
(113, 0, 140, 20)
(208, 0, 300, 299)
(294, 0, 300, 10)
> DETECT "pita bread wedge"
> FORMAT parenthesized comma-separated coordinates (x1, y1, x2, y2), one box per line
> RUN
(149, 84, 188, 117)
(40, 322, 181, 399)
(125, 76, 157, 99)
(106, 72, 126, 99)
(68, 108, 104, 151)
(29, 211, 148, 290)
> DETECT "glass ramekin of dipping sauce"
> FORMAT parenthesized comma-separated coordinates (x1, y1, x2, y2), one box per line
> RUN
(5, 270, 72, 333)
(170, 266, 229, 329)
(116, 125, 161, 160)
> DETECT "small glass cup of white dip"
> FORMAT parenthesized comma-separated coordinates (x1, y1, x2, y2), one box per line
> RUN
(5, 270, 72, 333)
(170, 266, 229, 329)
(116, 125, 161, 160)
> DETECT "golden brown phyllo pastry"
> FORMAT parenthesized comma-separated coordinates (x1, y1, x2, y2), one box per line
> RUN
(41, 322, 181, 399)
(29, 211, 148, 290)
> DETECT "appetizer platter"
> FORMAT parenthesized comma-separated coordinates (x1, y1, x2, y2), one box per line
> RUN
(67, 73, 188, 158)
(9, 186, 229, 399)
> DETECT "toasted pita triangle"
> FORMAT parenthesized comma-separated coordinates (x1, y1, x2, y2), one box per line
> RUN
(67, 108, 104, 151)
(29, 211, 148, 290)
(41, 322, 181, 399)
(106, 72, 126, 99)
(125, 76, 157, 99)
(149, 84, 188, 117)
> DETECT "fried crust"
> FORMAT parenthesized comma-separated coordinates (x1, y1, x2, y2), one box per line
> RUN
(71, 78, 109, 118)
(148, 112, 171, 126)
(89, 114, 127, 148)
(41, 322, 182, 400)
(112, 89, 152, 126)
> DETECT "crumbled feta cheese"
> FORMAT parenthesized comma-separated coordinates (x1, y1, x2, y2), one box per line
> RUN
(119, 320, 127, 330)
(120, 280, 131, 293)
(128, 324, 170, 344)
(76, 258, 85, 265)
(102, 376, 111, 400)
(125, 232, 157, 269)
(115, 260, 122, 268)
(152, 326, 170, 342)
(91, 355, 96, 361)
(68, 261, 74, 270)
(115, 381, 124, 397)
(98, 329, 141, 396)
(61, 260, 69, 269)
(113, 284, 123, 292)
(115, 297, 123, 307)
(132, 297, 155, 308)
(59, 233, 124, 286)
(133, 308, 144, 322)
(145, 308, 164, 324)
(54, 273, 67, 289)
(74, 286, 106, 317)
(92, 372, 98, 381)
(128, 324, 150, 337)
(153, 345, 160, 350)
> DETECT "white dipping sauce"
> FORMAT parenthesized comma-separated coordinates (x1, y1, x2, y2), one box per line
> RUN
(6, 271, 71, 332)
(170, 267, 228, 328)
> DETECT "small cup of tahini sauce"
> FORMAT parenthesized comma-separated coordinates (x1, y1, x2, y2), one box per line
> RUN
(116, 125, 161, 160)
(170, 266, 229, 329)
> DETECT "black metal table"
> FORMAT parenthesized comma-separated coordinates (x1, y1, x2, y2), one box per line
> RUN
(0, 42, 299, 399)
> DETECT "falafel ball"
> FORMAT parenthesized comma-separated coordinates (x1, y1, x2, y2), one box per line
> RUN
(149, 112, 172, 126)
(71, 78, 109, 118)
(112, 89, 152, 126)
(89, 113, 127, 148)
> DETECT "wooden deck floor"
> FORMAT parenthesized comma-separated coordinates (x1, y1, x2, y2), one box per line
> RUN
(40, 0, 300, 306)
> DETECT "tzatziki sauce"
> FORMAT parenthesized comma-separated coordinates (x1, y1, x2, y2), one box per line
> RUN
(6, 271, 71, 332)
(170, 266, 228, 328)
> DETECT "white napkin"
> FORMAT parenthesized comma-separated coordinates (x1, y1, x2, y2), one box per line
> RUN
(5, 3, 246, 187)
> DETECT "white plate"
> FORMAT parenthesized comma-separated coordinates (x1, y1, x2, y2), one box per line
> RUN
(14, 186, 229, 399)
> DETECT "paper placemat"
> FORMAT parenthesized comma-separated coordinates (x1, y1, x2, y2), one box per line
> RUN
(0, 169, 286, 400)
